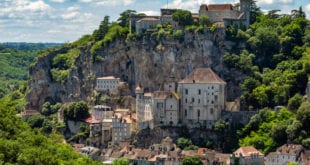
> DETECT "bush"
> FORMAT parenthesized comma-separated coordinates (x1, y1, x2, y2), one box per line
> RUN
(53, 48, 80, 70)
(288, 93, 303, 110)
(64, 101, 90, 121)
(177, 137, 192, 149)
(181, 156, 203, 165)
(173, 30, 184, 41)
(51, 69, 69, 84)
(302, 138, 310, 149)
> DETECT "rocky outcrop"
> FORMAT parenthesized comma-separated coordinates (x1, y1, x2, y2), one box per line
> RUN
(26, 29, 244, 111)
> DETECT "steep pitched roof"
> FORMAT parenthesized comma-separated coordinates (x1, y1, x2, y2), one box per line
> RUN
(234, 146, 264, 157)
(179, 68, 226, 84)
(208, 4, 233, 11)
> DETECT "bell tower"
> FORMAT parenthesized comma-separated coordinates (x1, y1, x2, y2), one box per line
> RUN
(240, 0, 251, 28)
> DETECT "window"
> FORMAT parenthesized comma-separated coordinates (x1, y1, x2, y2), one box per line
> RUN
(198, 89, 201, 95)
(170, 105, 173, 109)
(185, 110, 187, 116)
(212, 86, 214, 89)
(185, 89, 188, 95)
(210, 108, 213, 114)
(185, 98, 187, 103)
(198, 99, 200, 103)
(197, 109, 200, 117)
(192, 98, 195, 103)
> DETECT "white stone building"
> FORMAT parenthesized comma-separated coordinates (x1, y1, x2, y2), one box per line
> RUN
(135, 17, 160, 33)
(231, 146, 264, 165)
(92, 105, 113, 121)
(153, 91, 180, 126)
(178, 68, 226, 128)
(96, 76, 120, 91)
(265, 144, 304, 165)
(135, 86, 154, 130)
(112, 113, 132, 144)
(199, 0, 251, 28)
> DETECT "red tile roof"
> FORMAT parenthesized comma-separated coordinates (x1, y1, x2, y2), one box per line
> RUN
(179, 68, 226, 84)
(234, 146, 264, 157)
(84, 118, 100, 124)
(208, 4, 233, 11)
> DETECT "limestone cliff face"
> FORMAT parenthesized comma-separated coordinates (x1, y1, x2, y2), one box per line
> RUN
(26, 30, 244, 111)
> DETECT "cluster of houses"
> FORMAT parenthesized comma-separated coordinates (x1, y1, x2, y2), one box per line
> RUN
(75, 140, 310, 165)
(129, 0, 251, 33)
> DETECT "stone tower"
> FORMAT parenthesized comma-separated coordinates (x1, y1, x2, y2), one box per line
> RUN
(135, 86, 144, 130)
(240, 0, 251, 28)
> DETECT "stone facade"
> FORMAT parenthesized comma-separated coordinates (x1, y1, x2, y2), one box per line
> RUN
(135, 86, 154, 130)
(96, 76, 120, 91)
(112, 113, 132, 144)
(231, 146, 264, 165)
(153, 91, 180, 126)
(92, 105, 113, 121)
(135, 17, 161, 33)
(178, 68, 226, 128)
(265, 144, 304, 165)
(136, 68, 226, 130)
(199, 0, 251, 28)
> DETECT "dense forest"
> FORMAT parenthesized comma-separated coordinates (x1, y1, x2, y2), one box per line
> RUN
(223, 7, 310, 153)
(0, 43, 100, 164)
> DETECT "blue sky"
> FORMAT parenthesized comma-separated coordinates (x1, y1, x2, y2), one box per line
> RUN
(0, 0, 309, 43)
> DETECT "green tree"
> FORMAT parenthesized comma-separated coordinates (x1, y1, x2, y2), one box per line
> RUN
(93, 16, 110, 41)
(64, 101, 90, 121)
(291, 6, 306, 19)
(172, 10, 193, 26)
(199, 15, 210, 27)
(117, 10, 137, 27)
(286, 119, 302, 142)
(177, 137, 192, 149)
(288, 93, 303, 110)
(181, 156, 203, 165)
(302, 138, 310, 149)
(112, 158, 129, 165)
(297, 102, 310, 134)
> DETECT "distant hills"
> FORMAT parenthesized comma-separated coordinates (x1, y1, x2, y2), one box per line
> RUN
(0, 42, 63, 51)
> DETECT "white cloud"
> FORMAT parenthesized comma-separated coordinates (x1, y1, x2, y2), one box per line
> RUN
(257, 0, 294, 5)
(79, 0, 93, 2)
(61, 11, 79, 19)
(16, 0, 52, 12)
(96, 0, 135, 6)
(50, 0, 66, 3)
(138, 10, 160, 16)
(67, 6, 80, 11)
(305, 4, 310, 19)
(166, 0, 213, 12)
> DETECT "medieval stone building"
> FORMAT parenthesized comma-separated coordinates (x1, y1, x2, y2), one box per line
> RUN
(199, 0, 251, 28)
(178, 68, 226, 128)
(136, 68, 226, 130)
